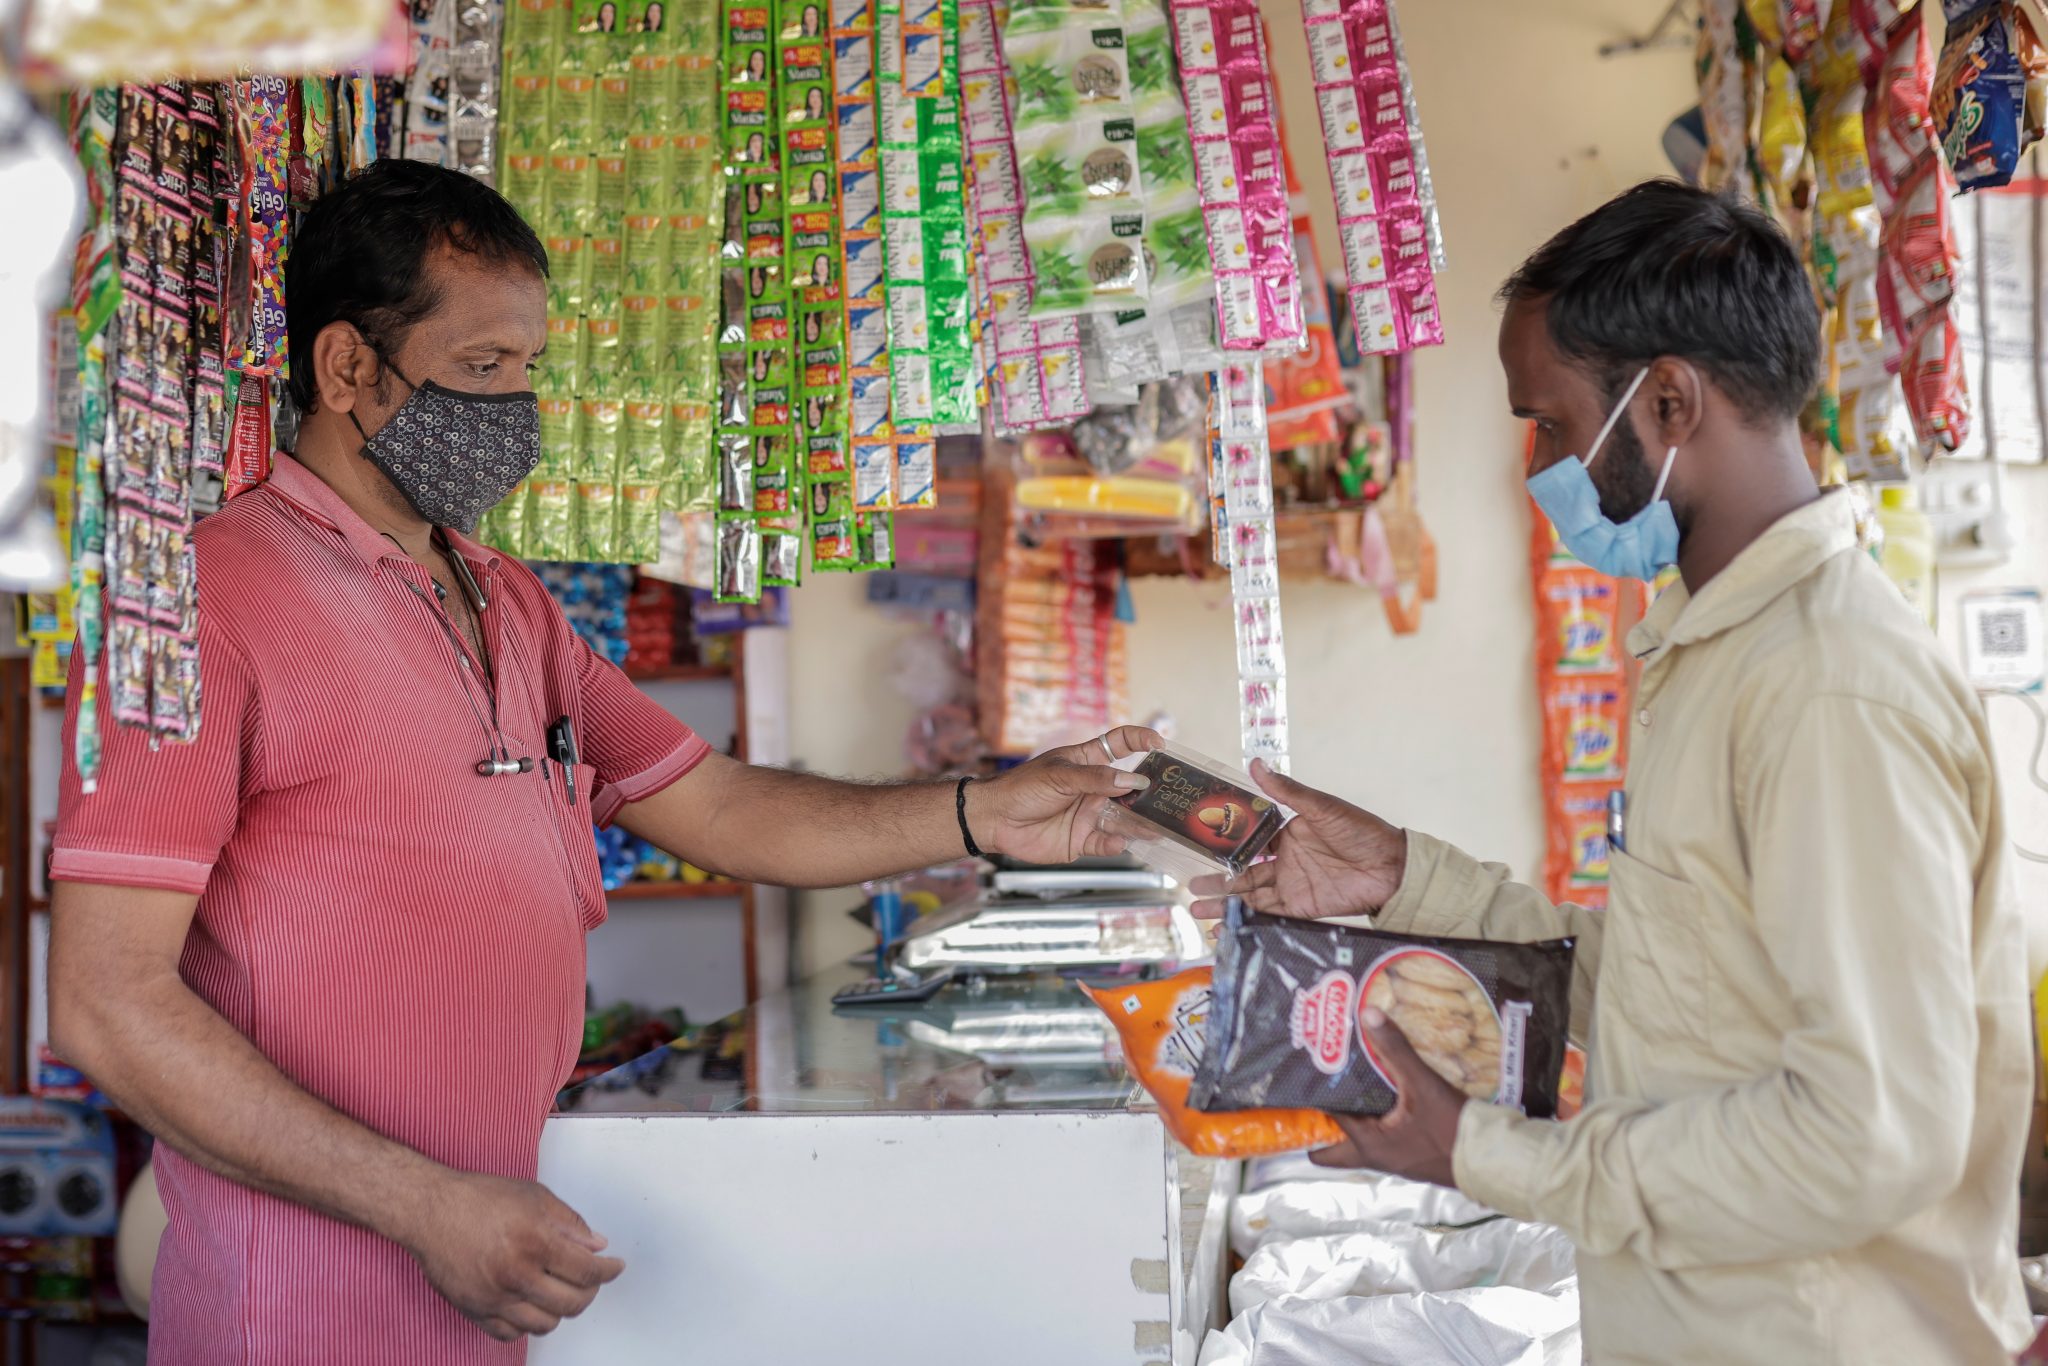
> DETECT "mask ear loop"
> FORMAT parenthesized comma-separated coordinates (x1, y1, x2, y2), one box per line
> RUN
(1985, 689, 2048, 865)
(1651, 445, 1679, 503)
(1582, 366, 1651, 470)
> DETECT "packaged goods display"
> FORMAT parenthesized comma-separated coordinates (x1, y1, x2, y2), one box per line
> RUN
(43, 0, 1411, 781)
(1297, 0, 1441, 355)
(1169, 0, 1302, 349)
(1097, 741, 1285, 881)
(1193, 906, 1575, 1118)
(976, 530, 1128, 756)
(961, 0, 1095, 433)
(1697, 0, 1983, 476)
(1083, 969, 1344, 1159)
(1528, 470, 1646, 909)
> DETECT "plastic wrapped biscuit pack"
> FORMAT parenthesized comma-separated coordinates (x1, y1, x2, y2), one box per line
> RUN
(1194, 903, 1574, 1119)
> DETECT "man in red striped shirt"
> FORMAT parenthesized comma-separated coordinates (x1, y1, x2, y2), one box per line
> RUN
(47, 160, 1158, 1365)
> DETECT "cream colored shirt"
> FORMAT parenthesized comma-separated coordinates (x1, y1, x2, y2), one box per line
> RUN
(1377, 493, 2034, 1365)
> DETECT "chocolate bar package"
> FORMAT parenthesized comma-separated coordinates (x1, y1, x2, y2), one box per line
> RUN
(1191, 904, 1574, 1119)
(1096, 741, 1286, 883)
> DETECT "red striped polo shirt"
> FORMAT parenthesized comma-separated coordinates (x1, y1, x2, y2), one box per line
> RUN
(53, 456, 709, 1365)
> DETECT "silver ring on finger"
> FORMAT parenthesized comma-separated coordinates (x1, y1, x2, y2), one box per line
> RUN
(1100, 736, 1116, 762)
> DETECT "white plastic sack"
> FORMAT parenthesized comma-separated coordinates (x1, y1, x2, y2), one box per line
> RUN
(1231, 1171, 1495, 1257)
(1232, 1217, 1577, 1316)
(1198, 1283, 1583, 1366)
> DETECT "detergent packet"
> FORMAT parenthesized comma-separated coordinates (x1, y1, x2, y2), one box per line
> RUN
(1083, 968, 1344, 1159)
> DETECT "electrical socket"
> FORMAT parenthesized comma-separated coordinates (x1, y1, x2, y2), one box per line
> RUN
(1915, 460, 2013, 567)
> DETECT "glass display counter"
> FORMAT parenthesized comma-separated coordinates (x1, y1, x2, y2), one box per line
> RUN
(536, 964, 1231, 1364)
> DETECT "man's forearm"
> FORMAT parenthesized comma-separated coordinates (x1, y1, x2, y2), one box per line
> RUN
(60, 971, 448, 1250)
(621, 757, 966, 888)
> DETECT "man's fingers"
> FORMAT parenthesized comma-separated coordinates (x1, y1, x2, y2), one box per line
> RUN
(1360, 1007, 1439, 1097)
(478, 1316, 524, 1343)
(1307, 1143, 1356, 1168)
(1188, 897, 1230, 920)
(1080, 830, 1130, 859)
(528, 1266, 607, 1319)
(1045, 759, 1150, 797)
(546, 1195, 609, 1253)
(496, 1300, 563, 1338)
(545, 1230, 626, 1289)
(1085, 725, 1163, 762)
(1248, 758, 1317, 809)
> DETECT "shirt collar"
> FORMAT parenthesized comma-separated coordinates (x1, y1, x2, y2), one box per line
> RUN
(1627, 491, 1857, 658)
(263, 454, 503, 577)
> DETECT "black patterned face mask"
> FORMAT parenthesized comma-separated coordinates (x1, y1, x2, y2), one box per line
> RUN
(348, 364, 542, 534)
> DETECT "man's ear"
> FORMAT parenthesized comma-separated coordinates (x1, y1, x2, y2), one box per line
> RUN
(311, 322, 380, 417)
(1647, 357, 1707, 449)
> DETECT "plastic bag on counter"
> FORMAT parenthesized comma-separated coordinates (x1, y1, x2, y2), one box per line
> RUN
(1082, 968, 1344, 1160)
(1231, 1218, 1577, 1316)
(1231, 1171, 1495, 1258)
(1197, 1283, 1582, 1366)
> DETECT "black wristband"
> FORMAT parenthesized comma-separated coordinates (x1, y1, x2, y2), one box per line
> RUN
(956, 776, 984, 859)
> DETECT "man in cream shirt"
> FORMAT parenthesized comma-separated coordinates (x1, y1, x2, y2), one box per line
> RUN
(1195, 182, 2034, 1363)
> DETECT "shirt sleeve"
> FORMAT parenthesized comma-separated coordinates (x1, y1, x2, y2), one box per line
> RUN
(562, 626, 713, 828)
(1377, 833, 1605, 1043)
(1452, 694, 1997, 1270)
(51, 617, 259, 897)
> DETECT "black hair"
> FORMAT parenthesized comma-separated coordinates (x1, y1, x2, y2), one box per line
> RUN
(1498, 180, 1820, 423)
(286, 159, 548, 413)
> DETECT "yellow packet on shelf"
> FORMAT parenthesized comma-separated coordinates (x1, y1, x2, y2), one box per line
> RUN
(1014, 475, 1193, 521)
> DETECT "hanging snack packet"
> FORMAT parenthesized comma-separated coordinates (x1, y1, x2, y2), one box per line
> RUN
(1192, 906, 1575, 1119)
(1300, 0, 1440, 355)
(1083, 969, 1344, 1159)
(1096, 740, 1286, 882)
(1933, 2, 2027, 191)
(781, 0, 852, 563)
(1003, 0, 1154, 319)
(1537, 568, 1623, 675)
(1171, 0, 1298, 347)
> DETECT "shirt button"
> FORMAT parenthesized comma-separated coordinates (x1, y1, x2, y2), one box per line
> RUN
(1637, 708, 1651, 727)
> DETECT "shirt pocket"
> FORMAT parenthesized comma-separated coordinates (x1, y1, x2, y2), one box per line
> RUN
(540, 761, 607, 931)
(1602, 847, 1712, 1051)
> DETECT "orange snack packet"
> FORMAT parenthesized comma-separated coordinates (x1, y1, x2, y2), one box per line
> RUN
(1085, 968, 1344, 1159)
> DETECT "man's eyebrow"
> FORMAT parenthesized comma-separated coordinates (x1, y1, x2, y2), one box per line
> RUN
(1511, 406, 1540, 420)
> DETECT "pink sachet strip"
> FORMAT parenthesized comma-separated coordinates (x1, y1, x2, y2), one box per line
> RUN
(1302, 0, 1442, 354)
(1172, 0, 1302, 351)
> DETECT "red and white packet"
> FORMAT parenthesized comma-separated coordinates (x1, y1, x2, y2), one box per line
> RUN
(1300, 0, 1443, 355)
(1170, 0, 1302, 351)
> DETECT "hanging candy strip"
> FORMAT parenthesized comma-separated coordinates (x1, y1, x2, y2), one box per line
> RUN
(69, 87, 119, 788)
(715, 0, 773, 598)
(1212, 362, 1288, 771)
(835, 0, 895, 559)
(776, 0, 846, 582)
(1169, 0, 1300, 349)
(1300, 0, 1441, 356)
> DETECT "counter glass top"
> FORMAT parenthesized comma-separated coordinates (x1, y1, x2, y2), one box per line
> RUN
(555, 963, 1147, 1118)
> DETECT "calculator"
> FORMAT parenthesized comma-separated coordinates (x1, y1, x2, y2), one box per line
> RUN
(831, 966, 956, 1008)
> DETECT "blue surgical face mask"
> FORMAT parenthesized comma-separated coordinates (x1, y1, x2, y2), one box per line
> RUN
(1526, 367, 1680, 581)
